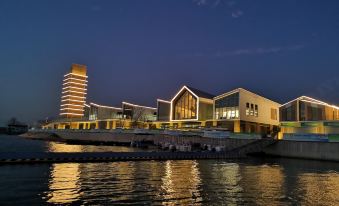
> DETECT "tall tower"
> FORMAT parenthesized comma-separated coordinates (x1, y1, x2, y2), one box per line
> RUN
(59, 64, 88, 118)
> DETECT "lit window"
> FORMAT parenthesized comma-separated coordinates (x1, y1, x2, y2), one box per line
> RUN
(246, 103, 250, 116)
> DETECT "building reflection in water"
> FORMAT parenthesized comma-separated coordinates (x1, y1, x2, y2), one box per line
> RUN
(47, 163, 82, 204)
(209, 162, 243, 204)
(47, 141, 141, 153)
(46, 142, 83, 204)
(297, 172, 339, 205)
(47, 142, 83, 153)
(161, 160, 202, 205)
(240, 164, 286, 206)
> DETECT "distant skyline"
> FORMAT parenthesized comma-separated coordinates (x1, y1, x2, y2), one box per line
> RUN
(0, 0, 339, 126)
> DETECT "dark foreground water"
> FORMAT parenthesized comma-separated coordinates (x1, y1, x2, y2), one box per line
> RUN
(0, 135, 338, 205)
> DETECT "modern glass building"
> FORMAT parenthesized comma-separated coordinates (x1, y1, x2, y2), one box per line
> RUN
(88, 103, 122, 121)
(211, 88, 280, 134)
(169, 86, 214, 128)
(154, 86, 280, 134)
(157, 99, 171, 121)
(59, 64, 88, 118)
(122, 102, 157, 122)
(280, 96, 339, 122)
(280, 96, 339, 136)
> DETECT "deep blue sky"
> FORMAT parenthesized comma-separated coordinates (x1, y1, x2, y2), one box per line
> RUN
(0, 0, 339, 125)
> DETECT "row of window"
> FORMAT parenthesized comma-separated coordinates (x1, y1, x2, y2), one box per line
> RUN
(246, 103, 258, 117)
(215, 107, 239, 119)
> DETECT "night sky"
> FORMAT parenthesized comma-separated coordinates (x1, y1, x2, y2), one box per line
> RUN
(0, 0, 339, 126)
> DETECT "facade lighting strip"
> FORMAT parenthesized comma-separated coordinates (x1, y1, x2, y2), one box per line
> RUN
(90, 103, 122, 110)
(61, 99, 86, 103)
(61, 95, 86, 99)
(64, 73, 88, 78)
(122, 102, 157, 110)
(157, 99, 171, 103)
(62, 86, 87, 91)
(60, 104, 84, 107)
(62, 90, 87, 95)
(60, 108, 84, 111)
(59, 113, 84, 116)
(63, 82, 87, 86)
(63, 78, 88, 83)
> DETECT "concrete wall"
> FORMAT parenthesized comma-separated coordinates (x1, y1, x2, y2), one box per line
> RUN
(264, 140, 339, 161)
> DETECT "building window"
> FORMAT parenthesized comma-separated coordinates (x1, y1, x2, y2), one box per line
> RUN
(250, 104, 254, 116)
(246, 102, 258, 117)
(271, 108, 277, 120)
(173, 90, 197, 120)
(246, 103, 250, 116)
(215, 107, 239, 119)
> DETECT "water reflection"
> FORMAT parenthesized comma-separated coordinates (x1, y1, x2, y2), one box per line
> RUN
(161, 160, 202, 205)
(47, 163, 81, 204)
(47, 141, 144, 152)
(297, 172, 339, 205)
(240, 164, 286, 206)
(41, 159, 339, 205)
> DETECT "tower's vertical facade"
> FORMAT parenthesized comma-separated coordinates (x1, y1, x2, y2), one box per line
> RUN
(59, 64, 88, 118)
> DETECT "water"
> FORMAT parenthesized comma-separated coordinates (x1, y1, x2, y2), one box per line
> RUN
(0, 135, 338, 205)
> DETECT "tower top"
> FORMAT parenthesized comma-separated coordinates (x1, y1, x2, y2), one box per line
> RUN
(70, 64, 87, 76)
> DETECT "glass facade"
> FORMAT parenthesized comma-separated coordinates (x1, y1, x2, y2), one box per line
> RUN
(299, 101, 338, 121)
(173, 90, 197, 120)
(280, 101, 298, 121)
(280, 99, 338, 122)
(215, 92, 239, 119)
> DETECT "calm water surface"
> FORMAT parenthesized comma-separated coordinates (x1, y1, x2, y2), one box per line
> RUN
(0, 135, 338, 205)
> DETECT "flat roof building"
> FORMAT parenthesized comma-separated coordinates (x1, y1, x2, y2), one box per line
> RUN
(279, 96, 339, 136)
(122, 102, 157, 122)
(212, 88, 281, 134)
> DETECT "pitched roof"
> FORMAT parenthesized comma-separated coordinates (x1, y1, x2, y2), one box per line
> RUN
(186, 86, 215, 99)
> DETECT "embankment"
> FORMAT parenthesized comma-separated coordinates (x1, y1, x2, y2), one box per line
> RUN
(22, 130, 339, 161)
(263, 140, 339, 162)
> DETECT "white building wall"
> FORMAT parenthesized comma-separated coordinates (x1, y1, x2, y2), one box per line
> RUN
(238, 89, 281, 125)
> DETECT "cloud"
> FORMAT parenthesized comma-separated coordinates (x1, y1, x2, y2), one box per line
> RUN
(193, 0, 244, 18)
(188, 44, 305, 58)
(193, 0, 208, 6)
(231, 10, 243, 18)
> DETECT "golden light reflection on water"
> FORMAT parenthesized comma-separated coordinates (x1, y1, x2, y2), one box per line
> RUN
(297, 172, 339, 205)
(48, 142, 83, 152)
(240, 164, 285, 206)
(209, 162, 243, 205)
(161, 160, 202, 205)
(47, 163, 81, 204)
(47, 141, 142, 152)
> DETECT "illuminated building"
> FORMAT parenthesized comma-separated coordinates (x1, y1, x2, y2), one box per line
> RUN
(157, 99, 171, 122)
(212, 88, 281, 134)
(156, 86, 281, 134)
(122, 102, 157, 122)
(279, 96, 339, 137)
(59, 64, 88, 118)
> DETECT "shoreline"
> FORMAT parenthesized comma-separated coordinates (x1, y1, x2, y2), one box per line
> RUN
(18, 130, 339, 162)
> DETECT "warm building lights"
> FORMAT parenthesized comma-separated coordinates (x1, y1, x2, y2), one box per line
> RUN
(59, 64, 88, 118)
